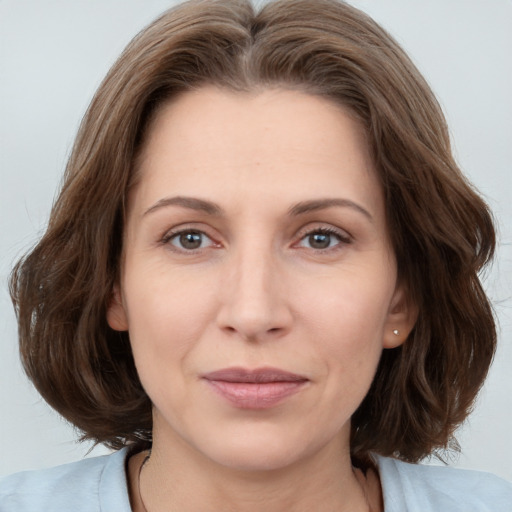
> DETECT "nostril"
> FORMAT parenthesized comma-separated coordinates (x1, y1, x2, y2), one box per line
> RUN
(215, 277, 293, 340)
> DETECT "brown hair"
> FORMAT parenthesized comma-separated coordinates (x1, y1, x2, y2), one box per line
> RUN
(10, 0, 496, 464)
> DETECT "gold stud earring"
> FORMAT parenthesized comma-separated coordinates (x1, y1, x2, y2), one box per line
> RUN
(393, 329, 400, 336)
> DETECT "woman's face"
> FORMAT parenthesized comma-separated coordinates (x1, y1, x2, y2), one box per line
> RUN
(108, 86, 414, 471)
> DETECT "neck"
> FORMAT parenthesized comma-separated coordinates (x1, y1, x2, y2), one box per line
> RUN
(129, 427, 378, 512)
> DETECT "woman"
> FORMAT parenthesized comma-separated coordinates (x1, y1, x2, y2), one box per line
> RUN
(1, 0, 511, 510)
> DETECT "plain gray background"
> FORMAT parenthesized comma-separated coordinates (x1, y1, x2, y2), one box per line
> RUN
(1, 0, 511, 480)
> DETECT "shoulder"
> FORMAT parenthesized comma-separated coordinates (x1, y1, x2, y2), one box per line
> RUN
(0, 448, 132, 512)
(375, 454, 512, 512)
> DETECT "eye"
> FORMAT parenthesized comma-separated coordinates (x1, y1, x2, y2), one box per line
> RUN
(296, 228, 350, 251)
(164, 229, 216, 251)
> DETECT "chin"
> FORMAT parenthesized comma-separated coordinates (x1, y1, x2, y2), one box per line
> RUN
(210, 446, 304, 473)
(198, 426, 331, 473)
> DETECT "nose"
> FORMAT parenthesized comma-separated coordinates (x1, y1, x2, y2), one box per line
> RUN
(216, 242, 293, 342)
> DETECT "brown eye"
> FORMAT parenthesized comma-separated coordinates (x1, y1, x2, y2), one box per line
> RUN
(308, 232, 332, 249)
(179, 232, 202, 249)
(168, 230, 211, 251)
(297, 228, 350, 251)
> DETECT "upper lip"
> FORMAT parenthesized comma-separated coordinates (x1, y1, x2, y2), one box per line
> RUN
(202, 367, 308, 383)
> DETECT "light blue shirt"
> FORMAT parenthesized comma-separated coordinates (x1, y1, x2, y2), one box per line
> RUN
(1, 448, 511, 511)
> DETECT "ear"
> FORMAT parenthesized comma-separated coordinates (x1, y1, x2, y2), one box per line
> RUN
(382, 283, 418, 349)
(106, 284, 129, 331)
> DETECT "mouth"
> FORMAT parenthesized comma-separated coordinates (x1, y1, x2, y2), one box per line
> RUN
(201, 367, 309, 409)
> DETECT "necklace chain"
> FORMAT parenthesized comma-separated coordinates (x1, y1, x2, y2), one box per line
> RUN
(353, 466, 375, 512)
(138, 451, 151, 512)
(137, 451, 373, 512)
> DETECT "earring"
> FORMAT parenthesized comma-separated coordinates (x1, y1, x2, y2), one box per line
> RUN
(393, 329, 400, 336)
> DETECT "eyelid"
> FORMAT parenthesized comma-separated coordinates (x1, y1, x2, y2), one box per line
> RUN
(293, 224, 353, 251)
(160, 224, 221, 253)
(158, 222, 352, 254)
(295, 223, 352, 241)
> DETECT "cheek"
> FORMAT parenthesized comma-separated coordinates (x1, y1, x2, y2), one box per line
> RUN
(298, 267, 394, 382)
(121, 262, 220, 368)
(302, 269, 394, 343)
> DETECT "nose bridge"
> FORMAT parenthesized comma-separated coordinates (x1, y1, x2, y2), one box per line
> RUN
(236, 239, 274, 305)
(218, 234, 290, 340)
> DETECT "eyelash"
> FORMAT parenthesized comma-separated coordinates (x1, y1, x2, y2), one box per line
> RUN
(160, 226, 352, 254)
(295, 226, 352, 252)
(160, 227, 218, 252)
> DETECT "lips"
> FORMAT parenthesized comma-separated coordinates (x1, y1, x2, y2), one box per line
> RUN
(202, 367, 309, 409)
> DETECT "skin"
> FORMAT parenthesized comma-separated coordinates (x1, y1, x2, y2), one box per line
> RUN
(108, 86, 417, 512)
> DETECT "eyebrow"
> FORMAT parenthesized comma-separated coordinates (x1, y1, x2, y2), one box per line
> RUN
(143, 196, 224, 217)
(288, 198, 373, 222)
(143, 195, 372, 222)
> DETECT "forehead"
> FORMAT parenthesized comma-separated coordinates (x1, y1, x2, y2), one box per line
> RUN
(141, 85, 370, 165)
(131, 86, 382, 218)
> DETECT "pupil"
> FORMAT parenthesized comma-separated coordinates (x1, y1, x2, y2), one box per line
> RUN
(180, 232, 202, 249)
(310, 233, 330, 249)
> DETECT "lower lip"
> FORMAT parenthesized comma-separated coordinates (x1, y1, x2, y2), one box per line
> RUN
(204, 380, 307, 409)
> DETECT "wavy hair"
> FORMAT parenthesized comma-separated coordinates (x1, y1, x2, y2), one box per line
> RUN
(10, 0, 496, 464)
